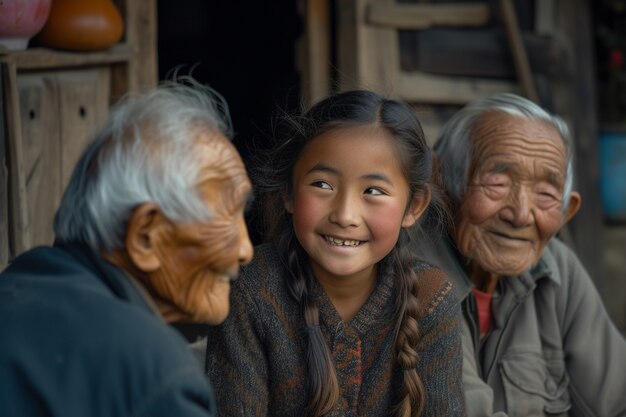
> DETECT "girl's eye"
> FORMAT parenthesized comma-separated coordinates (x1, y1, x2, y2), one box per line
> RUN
(311, 181, 332, 189)
(364, 187, 385, 196)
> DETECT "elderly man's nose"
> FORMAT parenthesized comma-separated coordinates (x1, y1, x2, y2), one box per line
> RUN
(238, 218, 254, 265)
(501, 187, 532, 227)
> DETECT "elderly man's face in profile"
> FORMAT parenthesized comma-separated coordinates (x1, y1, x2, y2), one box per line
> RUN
(149, 132, 253, 324)
(454, 112, 570, 277)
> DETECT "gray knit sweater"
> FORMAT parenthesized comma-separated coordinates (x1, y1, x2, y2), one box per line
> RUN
(205, 242, 466, 416)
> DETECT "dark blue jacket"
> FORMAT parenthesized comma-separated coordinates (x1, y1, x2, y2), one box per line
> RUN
(0, 243, 216, 417)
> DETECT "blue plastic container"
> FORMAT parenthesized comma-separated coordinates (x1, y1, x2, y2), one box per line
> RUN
(600, 131, 626, 222)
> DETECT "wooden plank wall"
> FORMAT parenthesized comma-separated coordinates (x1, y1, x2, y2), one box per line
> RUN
(337, 0, 399, 95)
(17, 69, 110, 248)
(17, 74, 60, 249)
(298, 0, 331, 106)
(0, 65, 8, 266)
(2, 59, 30, 259)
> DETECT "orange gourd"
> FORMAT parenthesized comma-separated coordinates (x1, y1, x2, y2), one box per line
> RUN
(35, 0, 123, 51)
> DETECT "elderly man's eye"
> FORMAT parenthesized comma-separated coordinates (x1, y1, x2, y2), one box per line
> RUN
(536, 192, 561, 208)
(481, 170, 509, 183)
(535, 184, 561, 202)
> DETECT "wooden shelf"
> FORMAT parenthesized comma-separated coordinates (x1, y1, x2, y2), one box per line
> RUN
(0, 44, 132, 71)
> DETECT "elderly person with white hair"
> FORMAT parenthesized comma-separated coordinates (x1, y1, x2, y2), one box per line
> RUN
(416, 93, 626, 416)
(0, 79, 253, 417)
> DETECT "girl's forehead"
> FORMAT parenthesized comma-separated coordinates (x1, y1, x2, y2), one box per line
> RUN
(296, 127, 400, 170)
(301, 125, 396, 160)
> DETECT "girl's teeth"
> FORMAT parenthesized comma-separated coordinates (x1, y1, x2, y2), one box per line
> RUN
(325, 236, 361, 246)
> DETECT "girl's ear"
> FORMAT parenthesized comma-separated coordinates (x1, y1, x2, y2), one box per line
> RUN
(125, 202, 167, 272)
(402, 187, 432, 228)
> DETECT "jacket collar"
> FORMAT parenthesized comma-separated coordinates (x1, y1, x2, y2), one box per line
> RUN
(54, 240, 162, 318)
(430, 235, 562, 300)
(527, 239, 561, 286)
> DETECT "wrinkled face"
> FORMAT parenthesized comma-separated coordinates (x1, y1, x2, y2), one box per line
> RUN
(149, 133, 253, 325)
(286, 126, 422, 286)
(454, 112, 568, 277)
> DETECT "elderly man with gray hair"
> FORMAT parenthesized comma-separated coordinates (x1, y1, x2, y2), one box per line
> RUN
(416, 93, 626, 416)
(0, 79, 253, 417)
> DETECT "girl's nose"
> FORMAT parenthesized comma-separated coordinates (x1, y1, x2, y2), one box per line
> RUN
(328, 192, 360, 227)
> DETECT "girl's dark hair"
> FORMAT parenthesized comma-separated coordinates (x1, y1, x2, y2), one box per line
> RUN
(253, 90, 444, 417)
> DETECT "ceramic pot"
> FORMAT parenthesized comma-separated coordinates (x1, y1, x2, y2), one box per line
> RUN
(0, 0, 52, 50)
(35, 0, 124, 52)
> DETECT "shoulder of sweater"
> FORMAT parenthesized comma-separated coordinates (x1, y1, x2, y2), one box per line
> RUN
(237, 242, 283, 286)
(232, 242, 292, 305)
(413, 262, 458, 319)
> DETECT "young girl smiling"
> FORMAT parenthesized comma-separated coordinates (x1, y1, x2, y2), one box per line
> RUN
(205, 90, 465, 416)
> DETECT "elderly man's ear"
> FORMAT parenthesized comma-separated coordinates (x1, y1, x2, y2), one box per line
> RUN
(123, 202, 169, 273)
(562, 191, 582, 226)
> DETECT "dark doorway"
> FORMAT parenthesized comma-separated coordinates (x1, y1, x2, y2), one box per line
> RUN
(157, 0, 302, 165)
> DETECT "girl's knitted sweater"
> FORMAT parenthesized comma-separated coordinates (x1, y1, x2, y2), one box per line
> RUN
(205, 242, 466, 416)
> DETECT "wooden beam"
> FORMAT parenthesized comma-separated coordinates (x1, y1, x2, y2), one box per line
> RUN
(498, 0, 539, 102)
(299, 0, 331, 106)
(398, 71, 519, 105)
(337, 0, 399, 94)
(0, 64, 8, 264)
(0, 58, 30, 256)
(114, 0, 158, 92)
(535, 0, 555, 35)
(367, 2, 490, 30)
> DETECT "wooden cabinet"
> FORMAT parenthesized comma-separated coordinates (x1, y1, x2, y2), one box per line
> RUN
(0, 0, 157, 266)
(19, 69, 111, 249)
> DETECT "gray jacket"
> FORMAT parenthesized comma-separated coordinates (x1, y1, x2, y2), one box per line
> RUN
(416, 236, 626, 417)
